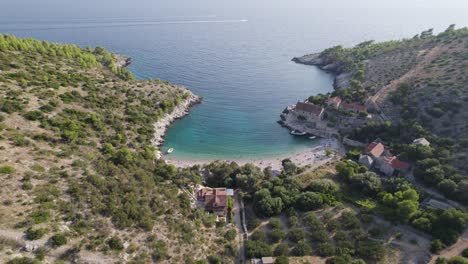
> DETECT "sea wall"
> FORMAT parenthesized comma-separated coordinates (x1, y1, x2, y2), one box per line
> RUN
(279, 110, 340, 139)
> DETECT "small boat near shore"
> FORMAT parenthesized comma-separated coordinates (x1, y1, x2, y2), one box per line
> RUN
(290, 130, 306, 136)
(166, 148, 174, 154)
(309, 136, 317, 139)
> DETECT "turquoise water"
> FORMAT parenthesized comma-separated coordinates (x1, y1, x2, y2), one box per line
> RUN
(161, 63, 333, 160)
(1, 0, 468, 160)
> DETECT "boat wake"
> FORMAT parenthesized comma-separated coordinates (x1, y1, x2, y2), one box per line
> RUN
(0, 19, 249, 31)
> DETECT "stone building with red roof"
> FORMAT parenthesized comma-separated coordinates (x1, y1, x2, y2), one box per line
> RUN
(366, 142, 385, 158)
(294, 102, 324, 124)
(363, 141, 410, 176)
(376, 155, 410, 176)
(196, 188, 231, 217)
(325, 96, 342, 108)
(341, 103, 367, 113)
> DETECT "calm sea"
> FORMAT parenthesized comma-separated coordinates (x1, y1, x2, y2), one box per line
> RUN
(1, 0, 467, 160)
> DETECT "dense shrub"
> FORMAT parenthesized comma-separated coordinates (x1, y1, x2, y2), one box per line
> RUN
(269, 228, 286, 243)
(274, 256, 289, 264)
(294, 192, 324, 211)
(29, 210, 49, 224)
(273, 243, 289, 256)
(6, 257, 40, 264)
(247, 218, 261, 231)
(430, 239, 444, 254)
(25, 227, 48, 240)
(355, 240, 386, 261)
(0, 99, 24, 113)
(287, 228, 305, 243)
(0, 165, 16, 174)
(325, 255, 352, 264)
(149, 240, 168, 262)
(23, 111, 43, 121)
(291, 240, 312, 256)
(22, 181, 33, 190)
(245, 240, 272, 258)
(224, 229, 236, 241)
(316, 242, 336, 257)
(348, 172, 382, 195)
(251, 230, 267, 241)
(107, 236, 124, 251)
(49, 233, 67, 247)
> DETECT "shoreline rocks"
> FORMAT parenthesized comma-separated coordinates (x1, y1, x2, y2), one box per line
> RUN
(292, 53, 352, 90)
(151, 90, 202, 156)
(114, 54, 132, 68)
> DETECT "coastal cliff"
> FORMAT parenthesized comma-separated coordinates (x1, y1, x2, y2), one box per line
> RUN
(292, 53, 352, 89)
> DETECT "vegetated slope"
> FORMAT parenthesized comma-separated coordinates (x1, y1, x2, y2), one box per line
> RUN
(0, 35, 235, 263)
(295, 25, 468, 204)
(371, 28, 467, 139)
(364, 27, 468, 203)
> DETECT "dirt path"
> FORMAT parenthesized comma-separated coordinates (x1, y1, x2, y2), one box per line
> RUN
(372, 46, 444, 105)
(429, 228, 468, 263)
(234, 192, 246, 264)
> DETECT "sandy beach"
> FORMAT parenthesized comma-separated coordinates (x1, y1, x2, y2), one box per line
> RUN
(164, 137, 345, 171)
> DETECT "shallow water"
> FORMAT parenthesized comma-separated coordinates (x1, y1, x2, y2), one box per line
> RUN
(1, 0, 467, 159)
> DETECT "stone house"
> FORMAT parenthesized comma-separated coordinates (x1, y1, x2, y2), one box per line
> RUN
(196, 188, 233, 217)
(375, 155, 410, 176)
(358, 154, 374, 169)
(325, 96, 342, 108)
(364, 141, 410, 176)
(294, 102, 324, 124)
(341, 103, 367, 113)
(366, 142, 385, 159)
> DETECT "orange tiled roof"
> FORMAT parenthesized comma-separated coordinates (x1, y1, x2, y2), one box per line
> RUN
(366, 142, 385, 157)
(342, 103, 367, 112)
(296, 102, 324, 115)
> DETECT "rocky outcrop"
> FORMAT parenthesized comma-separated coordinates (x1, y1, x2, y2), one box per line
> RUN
(114, 54, 131, 68)
(292, 53, 353, 90)
(292, 53, 324, 66)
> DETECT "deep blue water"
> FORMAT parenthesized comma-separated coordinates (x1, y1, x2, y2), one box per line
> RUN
(1, 0, 467, 159)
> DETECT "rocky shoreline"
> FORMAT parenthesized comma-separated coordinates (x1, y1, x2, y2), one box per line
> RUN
(151, 90, 201, 157)
(112, 52, 201, 159)
(114, 54, 132, 68)
(292, 53, 352, 90)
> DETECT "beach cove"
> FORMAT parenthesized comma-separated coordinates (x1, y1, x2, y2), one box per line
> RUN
(5, 0, 466, 168)
(155, 63, 342, 169)
(163, 137, 345, 171)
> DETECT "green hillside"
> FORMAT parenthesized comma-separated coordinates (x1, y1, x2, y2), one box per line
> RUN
(0, 34, 235, 263)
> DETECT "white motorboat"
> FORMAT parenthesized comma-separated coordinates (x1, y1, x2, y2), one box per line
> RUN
(290, 130, 306, 136)
(309, 136, 317, 139)
(166, 148, 174, 154)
